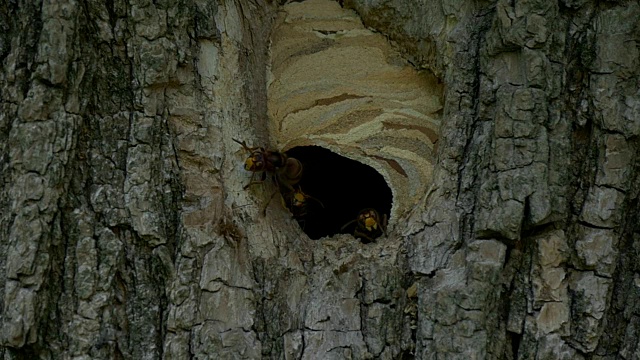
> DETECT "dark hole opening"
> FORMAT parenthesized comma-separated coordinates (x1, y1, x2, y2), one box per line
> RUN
(282, 146, 393, 241)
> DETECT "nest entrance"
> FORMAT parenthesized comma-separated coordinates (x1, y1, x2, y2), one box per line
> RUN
(283, 146, 392, 240)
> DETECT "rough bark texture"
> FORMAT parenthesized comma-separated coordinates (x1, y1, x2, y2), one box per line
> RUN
(344, 0, 640, 358)
(1, 0, 639, 360)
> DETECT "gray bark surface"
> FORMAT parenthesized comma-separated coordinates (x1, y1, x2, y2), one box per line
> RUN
(1, 0, 639, 359)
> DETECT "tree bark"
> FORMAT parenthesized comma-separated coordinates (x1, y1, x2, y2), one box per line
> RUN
(1, 0, 639, 359)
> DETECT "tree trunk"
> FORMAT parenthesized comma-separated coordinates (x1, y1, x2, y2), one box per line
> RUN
(1, 0, 639, 359)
